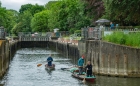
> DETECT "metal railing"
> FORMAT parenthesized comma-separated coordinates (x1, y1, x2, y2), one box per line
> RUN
(18, 32, 51, 41)
(20, 36, 49, 41)
(81, 27, 102, 40)
(81, 27, 140, 40)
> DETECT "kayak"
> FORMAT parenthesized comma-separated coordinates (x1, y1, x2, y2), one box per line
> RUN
(72, 72, 96, 82)
(45, 64, 55, 70)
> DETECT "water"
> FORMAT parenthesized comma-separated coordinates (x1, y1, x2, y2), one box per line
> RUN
(0, 48, 140, 86)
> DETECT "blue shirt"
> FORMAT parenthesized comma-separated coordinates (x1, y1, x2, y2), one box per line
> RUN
(110, 24, 114, 29)
(78, 58, 84, 66)
(47, 56, 53, 66)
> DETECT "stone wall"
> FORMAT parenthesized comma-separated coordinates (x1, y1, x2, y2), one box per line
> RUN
(85, 40, 140, 77)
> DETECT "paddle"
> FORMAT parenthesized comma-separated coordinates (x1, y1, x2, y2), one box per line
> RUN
(61, 65, 77, 69)
(37, 64, 42, 67)
(61, 65, 78, 71)
(82, 69, 87, 83)
(37, 61, 47, 67)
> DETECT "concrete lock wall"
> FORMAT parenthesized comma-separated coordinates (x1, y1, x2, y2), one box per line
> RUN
(49, 41, 79, 65)
(0, 40, 19, 78)
(0, 40, 9, 78)
(1, 39, 140, 78)
(85, 40, 140, 77)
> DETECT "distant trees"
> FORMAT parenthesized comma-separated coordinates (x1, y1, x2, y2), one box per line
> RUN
(1, 0, 140, 36)
(46, 0, 91, 33)
(83, 0, 105, 22)
(0, 2, 18, 34)
(103, 0, 140, 25)
(12, 4, 45, 35)
(31, 10, 49, 32)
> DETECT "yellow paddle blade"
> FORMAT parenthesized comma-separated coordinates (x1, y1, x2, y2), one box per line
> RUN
(82, 78, 86, 83)
(37, 64, 42, 67)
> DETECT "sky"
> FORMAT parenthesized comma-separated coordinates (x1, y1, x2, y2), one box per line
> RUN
(0, 0, 54, 11)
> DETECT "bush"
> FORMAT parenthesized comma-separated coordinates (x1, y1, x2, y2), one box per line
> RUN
(74, 30, 81, 36)
(134, 26, 140, 29)
(103, 32, 140, 48)
(69, 28, 76, 34)
(74, 30, 81, 34)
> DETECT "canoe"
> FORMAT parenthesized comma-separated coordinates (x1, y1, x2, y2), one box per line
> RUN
(45, 64, 55, 70)
(72, 72, 96, 82)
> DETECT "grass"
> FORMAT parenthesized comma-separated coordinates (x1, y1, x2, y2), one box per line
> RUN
(103, 32, 140, 48)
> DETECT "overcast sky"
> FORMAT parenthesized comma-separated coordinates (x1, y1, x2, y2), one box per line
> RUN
(0, 0, 55, 11)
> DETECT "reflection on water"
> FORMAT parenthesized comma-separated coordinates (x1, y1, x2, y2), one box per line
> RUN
(0, 48, 140, 86)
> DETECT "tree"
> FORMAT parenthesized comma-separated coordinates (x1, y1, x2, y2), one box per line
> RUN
(30, 4, 45, 16)
(103, 0, 140, 25)
(83, 0, 105, 22)
(16, 4, 45, 33)
(0, 6, 7, 27)
(6, 9, 19, 33)
(31, 10, 49, 32)
(11, 22, 23, 36)
(47, 0, 90, 31)
(19, 3, 45, 16)
(45, 1, 58, 10)
(0, 3, 18, 34)
(19, 4, 33, 14)
(11, 10, 32, 35)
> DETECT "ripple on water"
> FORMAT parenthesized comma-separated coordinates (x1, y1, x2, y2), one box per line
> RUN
(1, 48, 140, 86)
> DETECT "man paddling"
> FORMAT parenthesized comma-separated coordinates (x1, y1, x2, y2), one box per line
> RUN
(85, 61, 92, 77)
(47, 54, 53, 66)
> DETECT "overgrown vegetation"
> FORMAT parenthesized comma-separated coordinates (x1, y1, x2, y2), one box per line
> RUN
(103, 32, 140, 48)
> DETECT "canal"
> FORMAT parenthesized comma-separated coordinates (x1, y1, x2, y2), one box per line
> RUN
(0, 48, 140, 86)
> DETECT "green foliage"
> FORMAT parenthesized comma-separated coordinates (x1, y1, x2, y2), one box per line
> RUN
(47, 0, 90, 31)
(83, 0, 105, 22)
(0, 7, 8, 27)
(134, 26, 140, 29)
(45, 1, 57, 10)
(69, 28, 76, 34)
(0, 5, 18, 34)
(31, 10, 49, 32)
(11, 22, 23, 35)
(103, 32, 140, 48)
(103, 0, 140, 25)
(13, 3, 45, 35)
(1, 0, 140, 37)
(74, 30, 81, 34)
(11, 10, 33, 35)
(6, 10, 18, 33)
(19, 4, 33, 13)
(30, 4, 45, 15)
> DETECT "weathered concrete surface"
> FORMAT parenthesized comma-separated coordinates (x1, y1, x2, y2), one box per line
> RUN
(20, 41, 49, 48)
(85, 40, 140, 77)
(1, 39, 140, 78)
(0, 40, 9, 78)
(49, 41, 79, 65)
(0, 40, 20, 78)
